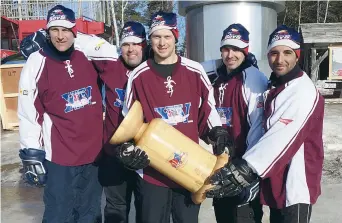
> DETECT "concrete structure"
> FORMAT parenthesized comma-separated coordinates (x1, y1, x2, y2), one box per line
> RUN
(178, 0, 285, 75)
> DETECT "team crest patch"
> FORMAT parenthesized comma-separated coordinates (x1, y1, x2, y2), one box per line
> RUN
(154, 103, 193, 125)
(61, 86, 94, 113)
(114, 88, 125, 108)
(168, 152, 188, 169)
(216, 107, 233, 126)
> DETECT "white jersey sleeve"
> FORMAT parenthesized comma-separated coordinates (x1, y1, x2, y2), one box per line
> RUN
(75, 32, 119, 61)
(243, 66, 268, 150)
(200, 59, 220, 81)
(18, 52, 46, 150)
(243, 74, 322, 179)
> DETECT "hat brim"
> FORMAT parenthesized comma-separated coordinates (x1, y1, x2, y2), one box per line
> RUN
(267, 39, 300, 53)
(220, 39, 248, 49)
(120, 36, 145, 46)
(47, 20, 75, 29)
(149, 25, 176, 36)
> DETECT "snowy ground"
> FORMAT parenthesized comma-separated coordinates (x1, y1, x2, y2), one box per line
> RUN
(1, 104, 342, 223)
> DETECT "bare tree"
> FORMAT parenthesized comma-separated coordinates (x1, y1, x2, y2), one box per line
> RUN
(317, 0, 320, 23)
(298, 0, 302, 31)
(110, 0, 120, 49)
(121, 0, 128, 28)
(324, 0, 329, 23)
(283, 7, 287, 24)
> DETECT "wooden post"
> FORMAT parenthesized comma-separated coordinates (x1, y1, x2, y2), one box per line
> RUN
(311, 48, 318, 83)
(328, 46, 332, 80)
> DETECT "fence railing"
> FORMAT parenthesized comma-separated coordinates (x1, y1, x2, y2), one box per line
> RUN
(0, 0, 104, 21)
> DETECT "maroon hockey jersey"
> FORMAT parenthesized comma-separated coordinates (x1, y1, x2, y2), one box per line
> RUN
(243, 67, 325, 208)
(18, 49, 103, 166)
(123, 56, 221, 188)
(92, 58, 130, 144)
(202, 60, 268, 158)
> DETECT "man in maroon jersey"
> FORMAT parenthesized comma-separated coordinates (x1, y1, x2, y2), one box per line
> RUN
(206, 25, 324, 223)
(18, 18, 150, 222)
(122, 11, 224, 223)
(90, 21, 150, 223)
(201, 23, 268, 223)
(18, 5, 102, 223)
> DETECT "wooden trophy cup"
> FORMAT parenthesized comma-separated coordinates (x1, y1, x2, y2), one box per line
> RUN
(110, 101, 229, 204)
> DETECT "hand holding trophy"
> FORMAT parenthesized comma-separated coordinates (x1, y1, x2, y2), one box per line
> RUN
(110, 101, 230, 204)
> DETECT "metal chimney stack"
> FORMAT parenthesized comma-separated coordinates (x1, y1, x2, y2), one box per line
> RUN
(178, 1, 285, 75)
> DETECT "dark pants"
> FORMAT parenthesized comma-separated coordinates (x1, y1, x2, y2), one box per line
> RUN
(98, 155, 139, 223)
(135, 176, 201, 223)
(213, 196, 263, 223)
(270, 203, 312, 223)
(42, 161, 102, 223)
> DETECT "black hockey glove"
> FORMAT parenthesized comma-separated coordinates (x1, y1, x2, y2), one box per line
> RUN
(19, 148, 47, 186)
(20, 29, 47, 59)
(116, 143, 150, 170)
(236, 179, 260, 204)
(207, 126, 235, 157)
(206, 158, 259, 199)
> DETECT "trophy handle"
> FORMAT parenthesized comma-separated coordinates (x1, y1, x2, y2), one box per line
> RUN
(110, 101, 145, 144)
(191, 153, 229, 204)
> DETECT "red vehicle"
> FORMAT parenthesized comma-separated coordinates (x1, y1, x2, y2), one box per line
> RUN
(1, 15, 112, 60)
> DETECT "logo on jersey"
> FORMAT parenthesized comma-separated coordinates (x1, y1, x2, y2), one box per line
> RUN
(64, 60, 74, 78)
(114, 88, 125, 108)
(62, 86, 94, 113)
(95, 40, 106, 51)
(168, 152, 188, 169)
(257, 96, 264, 108)
(257, 101, 264, 108)
(20, 89, 29, 96)
(279, 118, 293, 125)
(164, 76, 176, 97)
(216, 107, 233, 126)
(154, 103, 192, 125)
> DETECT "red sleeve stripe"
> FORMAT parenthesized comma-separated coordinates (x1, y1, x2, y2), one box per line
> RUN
(34, 57, 45, 83)
(34, 57, 46, 148)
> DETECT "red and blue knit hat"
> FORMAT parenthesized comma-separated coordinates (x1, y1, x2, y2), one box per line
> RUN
(120, 21, 146, 46)
(220, 23, 249, 55)
(149, 11, 179, 41)
(46, 5, 77, 37)
(267, 25, 301, 58)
